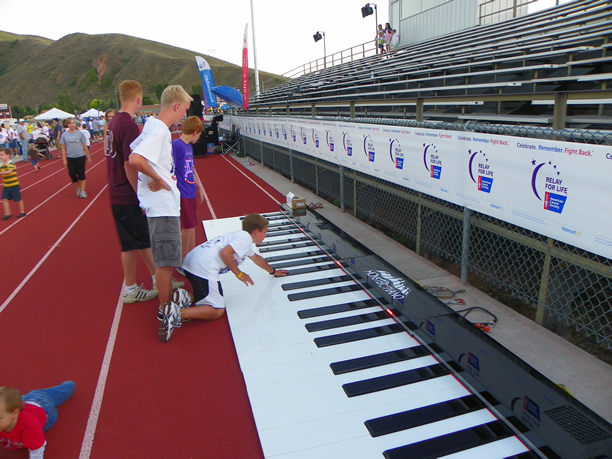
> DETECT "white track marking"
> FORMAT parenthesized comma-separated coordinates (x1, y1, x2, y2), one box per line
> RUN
(221, 155, 282, 205)
(0, 184, 108, 314)
(78, 285, 125, 459)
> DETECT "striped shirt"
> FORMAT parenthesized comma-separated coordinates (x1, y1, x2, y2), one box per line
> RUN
(0, 160, 19, 188)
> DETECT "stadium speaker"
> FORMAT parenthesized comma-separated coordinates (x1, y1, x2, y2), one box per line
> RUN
(212, 114, 223, 123)
(313, 32, 323, 43)
(188, 94, 203, 118)
(361, 4, 374, 18)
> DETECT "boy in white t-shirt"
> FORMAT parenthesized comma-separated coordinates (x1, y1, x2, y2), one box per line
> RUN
(129, 85, 192, 319)
(158, 214, 289, 343)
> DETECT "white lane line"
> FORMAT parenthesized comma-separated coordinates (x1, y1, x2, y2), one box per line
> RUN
(0, 184, 108, 314)
(0, 159, 106, 236)
(220, 155, 282, 205)
(201, 185, 217, 219)
(78, 285, 124, 459)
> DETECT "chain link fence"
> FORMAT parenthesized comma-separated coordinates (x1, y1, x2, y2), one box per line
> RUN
(239, 123, 612, 352)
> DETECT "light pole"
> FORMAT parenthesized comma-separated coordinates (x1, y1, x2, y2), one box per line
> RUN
(250, 0, 261, 97)
(361, 3, 378, 54)
(313, 31, 326, 69)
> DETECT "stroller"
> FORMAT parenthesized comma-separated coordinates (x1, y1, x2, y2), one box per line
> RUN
(35, 136, 53, 160)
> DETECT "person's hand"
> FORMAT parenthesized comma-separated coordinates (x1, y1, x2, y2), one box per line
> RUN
(197, 186, 205, 204)
(62, 159, 67, 168)
(148, 177, 170, 192)
(237, 272, 254, 286)
(87, 156, 92, 164)
(272, 269, 290, 277)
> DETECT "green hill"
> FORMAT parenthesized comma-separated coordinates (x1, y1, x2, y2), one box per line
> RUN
(0, 30, 287, 115)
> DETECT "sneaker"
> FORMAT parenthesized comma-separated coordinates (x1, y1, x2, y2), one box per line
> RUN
(158, 301, 182, 343)
(152, 278, 184, 294)
(172, 287, 192, 309)
(76, 186, 81, 197)
(122, 284, 158, 304)
(2, 215, 10, 220)
(157, 288, 192, 321)
(17, 213, 26, 218)
(79, 190, 87, 199)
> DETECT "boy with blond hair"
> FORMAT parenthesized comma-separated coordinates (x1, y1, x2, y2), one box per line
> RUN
(106, 80, 159, 304)
(0, 148, 26, 219)
(172, 116, 205, 262)
(129, 85, 192, 320)
(0, 381, 75, 458)
(159, 214, 289, 342)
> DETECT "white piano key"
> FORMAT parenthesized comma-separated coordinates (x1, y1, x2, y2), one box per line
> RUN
(236, 331, 421, 371)
(254, 379, 470, 431)
(439, 436, 530, 458)
(259, 407, 496, 457)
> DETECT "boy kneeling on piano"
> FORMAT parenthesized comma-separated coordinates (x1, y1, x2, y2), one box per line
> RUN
(158, 213, 289, 343)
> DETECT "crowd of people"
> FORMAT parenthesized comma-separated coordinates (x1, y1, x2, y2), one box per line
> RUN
(1, 79, 290, 458)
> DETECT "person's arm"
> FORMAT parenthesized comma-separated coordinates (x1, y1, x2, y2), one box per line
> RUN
(220, 245, 254, 286)
(29, 441, 46, 459)
(249, 253, 289, 277)
(61, 144, 67, 167)
(128, 153, 170, 192)
(124, 159, 139, 192)
(193, 169, 205, 204)
(82, 140, 91, 163)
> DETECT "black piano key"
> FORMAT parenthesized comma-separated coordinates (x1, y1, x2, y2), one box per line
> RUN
(314, 323, 404, 348)
(269, 256, 342, 269)
(288, 283, 373, 301)
(343, 363, 448, 397)
(285, 263, 346, 277)
(297, 298, 386, 319)
(383, 420, 514, 459)
(330, 346, 431, 375)
(264, 229, 302, 238)
(282, 275, 357, 291)
(259, 241, 317, 253)
(366, 394, 486, 437)
(306, 311, 389, 332)
(259, 236, 310, 246)
(265, 250, 326, 263)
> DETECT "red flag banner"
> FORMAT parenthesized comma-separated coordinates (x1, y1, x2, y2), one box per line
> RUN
(242, 24, 249, 111)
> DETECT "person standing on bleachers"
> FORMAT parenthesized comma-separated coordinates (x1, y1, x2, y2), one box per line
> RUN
(384, 23, 392, 54)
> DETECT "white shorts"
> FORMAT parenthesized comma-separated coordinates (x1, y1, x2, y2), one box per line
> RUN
(184, 271, 225, 309)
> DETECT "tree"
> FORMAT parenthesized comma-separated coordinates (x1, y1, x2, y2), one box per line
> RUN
(89, 99, 102, 109)
(142, 96, 154, 106)
(191, 84, 203, 96)
(57, 93, 75, 114)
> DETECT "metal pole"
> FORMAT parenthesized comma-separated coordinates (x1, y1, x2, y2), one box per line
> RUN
(339, 165, 345, 212)
(461, 207, 472, 284)
(289, 148, 294, 182)
(250, 0, 261, 97)
(323, 33, 327, 69)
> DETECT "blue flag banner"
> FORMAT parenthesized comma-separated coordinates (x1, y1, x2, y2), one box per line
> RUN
(195, 56, 216, 110)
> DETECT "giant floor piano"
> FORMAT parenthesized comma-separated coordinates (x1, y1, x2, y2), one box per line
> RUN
(204, 207, 612, 459)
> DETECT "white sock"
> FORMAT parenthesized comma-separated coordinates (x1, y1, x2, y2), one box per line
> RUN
(124, 284, 137, 294)
(152, 275, 156, 286)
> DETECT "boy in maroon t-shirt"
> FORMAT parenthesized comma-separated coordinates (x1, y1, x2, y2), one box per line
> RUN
(106, 80, 164, 304)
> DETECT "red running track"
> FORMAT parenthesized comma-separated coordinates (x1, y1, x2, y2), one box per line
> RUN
(0, 147, 285, 458)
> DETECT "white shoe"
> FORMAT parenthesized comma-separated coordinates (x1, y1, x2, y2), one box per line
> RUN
(122, 284, 158, 304)
(158, 302, 182, 343)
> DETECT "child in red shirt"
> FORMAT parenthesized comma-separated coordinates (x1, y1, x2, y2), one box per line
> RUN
(0, 381, 75, 459)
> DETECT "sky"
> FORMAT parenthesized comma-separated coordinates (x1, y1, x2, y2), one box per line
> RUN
(0, 0, 389, 80)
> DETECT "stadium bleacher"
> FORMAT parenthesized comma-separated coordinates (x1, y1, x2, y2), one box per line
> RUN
(249, 0, 612, 128)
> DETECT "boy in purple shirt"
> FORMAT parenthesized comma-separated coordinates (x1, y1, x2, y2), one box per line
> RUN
(172, 116, 205, 263)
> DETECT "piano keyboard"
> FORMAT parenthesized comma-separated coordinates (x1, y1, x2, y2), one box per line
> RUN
(204, 213, 535, 458)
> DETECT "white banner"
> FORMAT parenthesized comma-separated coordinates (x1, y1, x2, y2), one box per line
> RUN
(233, 116, 612, 260)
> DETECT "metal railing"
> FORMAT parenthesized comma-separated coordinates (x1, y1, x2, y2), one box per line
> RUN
(281, 41, 379, 80)
(236, 118, 612, 351)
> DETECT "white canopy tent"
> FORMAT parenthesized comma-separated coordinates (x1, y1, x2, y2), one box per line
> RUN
(34, 107, 74, 120)
(80, 108, 104, 118)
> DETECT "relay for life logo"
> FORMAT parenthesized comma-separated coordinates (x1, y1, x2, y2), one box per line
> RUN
(326, 130, 335, 152)
(423, 143, 442, 179)
(301, 127, 307, 145)
(312, 129, 320, 148)
(343, 132, 353, 156)
(363, 135, 375, 162)
(468, 150, 494, 193)
(389, 138, 404, 170)
(531, 159, 568, 214)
